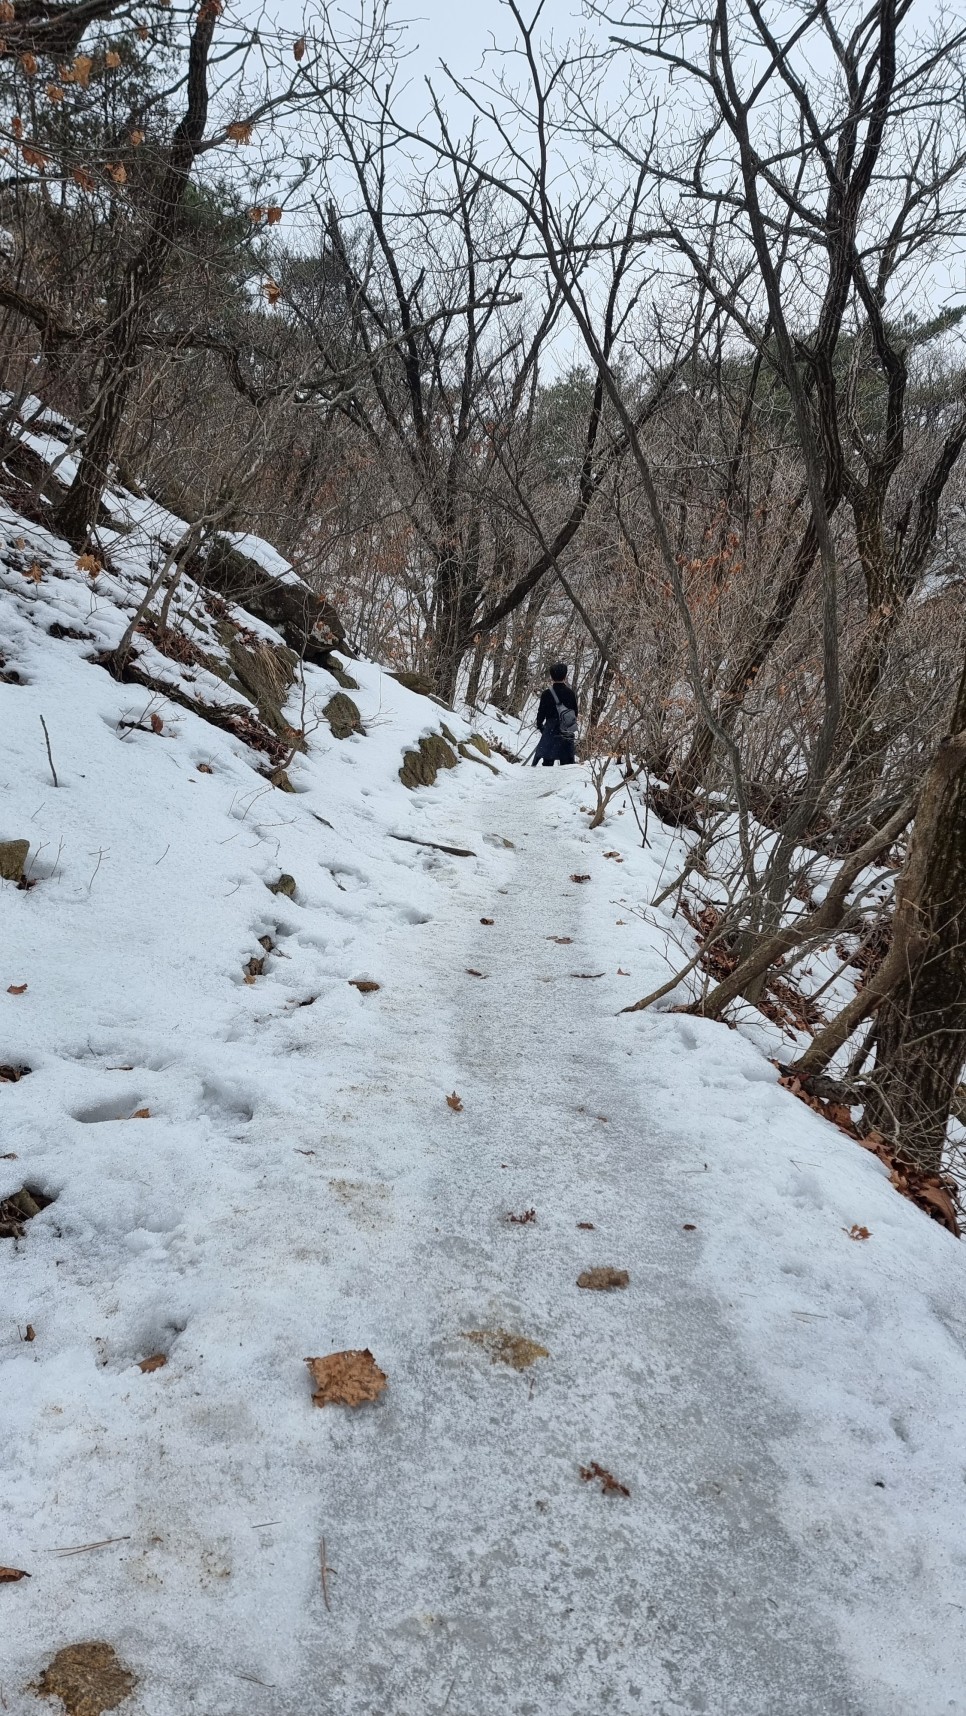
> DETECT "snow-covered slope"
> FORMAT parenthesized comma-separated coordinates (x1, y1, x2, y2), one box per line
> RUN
(2, 462, 966, 1716)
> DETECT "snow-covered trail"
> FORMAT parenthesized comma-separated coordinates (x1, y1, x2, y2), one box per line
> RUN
(289, 766, 870, 1716)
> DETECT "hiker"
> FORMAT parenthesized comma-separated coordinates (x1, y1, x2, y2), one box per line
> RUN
(532, 663, 578, 766)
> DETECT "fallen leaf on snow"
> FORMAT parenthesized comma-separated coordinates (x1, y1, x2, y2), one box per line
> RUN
(682, 1223, 697, 1232)
(546, 935, 573, 944)
(576, 1221, 595, 1230)
(580, 1461, 630, 1497)
(149, 713, 164, 734)
(23, 560, 43, 583)
(844, 1224, 871, 1242)
(129, 1108, 150, 1119)
(33, 1641, 136, 1715)
(6, 984, 27, 995)
(22, 1323, 35, 1341)
(506, 1208, 536, 1225)
(348, 979, 380, 993)
(465, 968, 488, 978)
(138, 1353, 166, 1373)
(569, 873, 591, 883)
(571, 972, 605, 979)
(196, 762, 213, 773)
(305, 1349, 387, 1407)
(480, 916, 495, 925)
(577, 1267, 629, 1290)
(446, 1091, 464, 1112)
(0, 1565, 30, 1581)
(463, 1329, 548, 1370)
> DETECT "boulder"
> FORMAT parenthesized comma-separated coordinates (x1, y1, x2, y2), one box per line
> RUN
(0, 839, 29, 882)
(324, 693, 365, 740)
(466, 733, 492, 757)
(226, 636, 302, 744)
(398, 733, 459, 789)
(458, 741, 499, 776)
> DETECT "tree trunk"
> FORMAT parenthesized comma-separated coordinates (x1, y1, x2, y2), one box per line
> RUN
(55, 2, 216, 546)
(861, 660, 966, 1169)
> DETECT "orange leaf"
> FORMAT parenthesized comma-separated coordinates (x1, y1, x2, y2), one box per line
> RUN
(149, 712, 163, 734)
(71, 166, 96, 193)
(138, 1352, 166, 1373)
(23, 560, 43, 583)
(446, 1091, 463, 1112)
(129, 1107, 151, 1119)
(227, 120, 253, 144)
(20, 52, 37, 75)
(46, 82, 64, 103)
(21, 145, 48, 170)
(305, 1349, 387, 1407)
(263, 280, 281, 305)
(104, 49, 121, 68)
(266, 205, 282, 224)
(844, 1224, 871, 1241)
(348, 978, 380, 993)
(104, 161, 126, 185)
(6, 984, 27, 995)
(71, 54, 93, 86)
(0, 3, 16, 22)
(0, 1566, 30, 1581)
(76, 552, 102, 575)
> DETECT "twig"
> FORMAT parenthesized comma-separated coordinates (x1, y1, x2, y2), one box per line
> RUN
(51, 1535, 131, 1556)
(39, 714, 58, 787)
(320, 1536, 337, 1611)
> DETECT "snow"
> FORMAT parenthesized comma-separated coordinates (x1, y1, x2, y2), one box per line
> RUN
(1, 495, 966, 1715)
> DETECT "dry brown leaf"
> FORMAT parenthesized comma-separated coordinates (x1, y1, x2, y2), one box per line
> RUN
(72, 166, 96, 193)
(682, 1223, 697, 1232)
(196, 762, 213, 773)
(104, 162, 126, 184)
(20, 51, 38, 74)
(0, 1565, 30, 1581)
(23, 559, 43, 583)
(76, 552, 101, 575)
(266, 205, 282, 224)
(446, 1091, 464, 1112)
(506, 1208, 536, 1225)
(293, 34, 306, 59)
(149, 712, 163, 734)
(263, 280, 281, 305)
(579, 1461, 630, 1498)
(34, 1641, 136, 1715)
(547, 935, 573, 944)
(465, 968, 487, 978)
(576, 1221, 595, 1230)
(305, 1349, 387, 1407)
(577, 1266, 629, 1291)
(227, 120, 253, 143)
(129, 129, 144, 147)
(6, 983, 27, 995)
(480, 916, 495, 925)
(570, 873, 591, 883)
(844, 1224, 871, 1242)
(129, 1108, 150, 1119)
(138, 1352, 166, 1373)
(462, 1329, 548, 1370)
(348, 978, 380, 993)
(104, 49, 121, 68)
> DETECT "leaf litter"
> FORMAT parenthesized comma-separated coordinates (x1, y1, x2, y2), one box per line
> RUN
(462, 1329, 549, 1370)
(577, 1267, 629, 1291)
(305, 1349, 388, 1407)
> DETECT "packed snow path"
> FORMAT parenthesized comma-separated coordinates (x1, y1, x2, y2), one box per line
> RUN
(290, 767, 869, 1716)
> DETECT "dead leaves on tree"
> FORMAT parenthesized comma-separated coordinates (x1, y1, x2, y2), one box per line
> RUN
(305, 1349, 387, 1408)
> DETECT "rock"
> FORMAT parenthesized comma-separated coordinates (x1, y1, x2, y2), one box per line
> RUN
(269, 768, 295, 792)
(324, 693, 365, 739)
(389, 668, 437, 697)
(483, 833, 515, 850)
(466, 733, 492, 756)
(458, 741, 499, 776)
(226, 636, 302, 744)
(398, 733, 459, 789)
(200, 535, 352, 663)
(0, 839, 29, 882)
(268, 873, 297, 898)
(33, 1641, 136, 1716)
(323, 656, 360, 690)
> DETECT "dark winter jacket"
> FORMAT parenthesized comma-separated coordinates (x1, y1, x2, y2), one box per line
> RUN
(536, 681, 578, 734)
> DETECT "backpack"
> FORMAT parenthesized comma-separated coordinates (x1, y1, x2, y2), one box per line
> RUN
(551, 686, 578, 743)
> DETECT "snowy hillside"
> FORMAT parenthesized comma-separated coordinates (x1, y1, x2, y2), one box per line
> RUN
(2, 453, 966, 1716)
